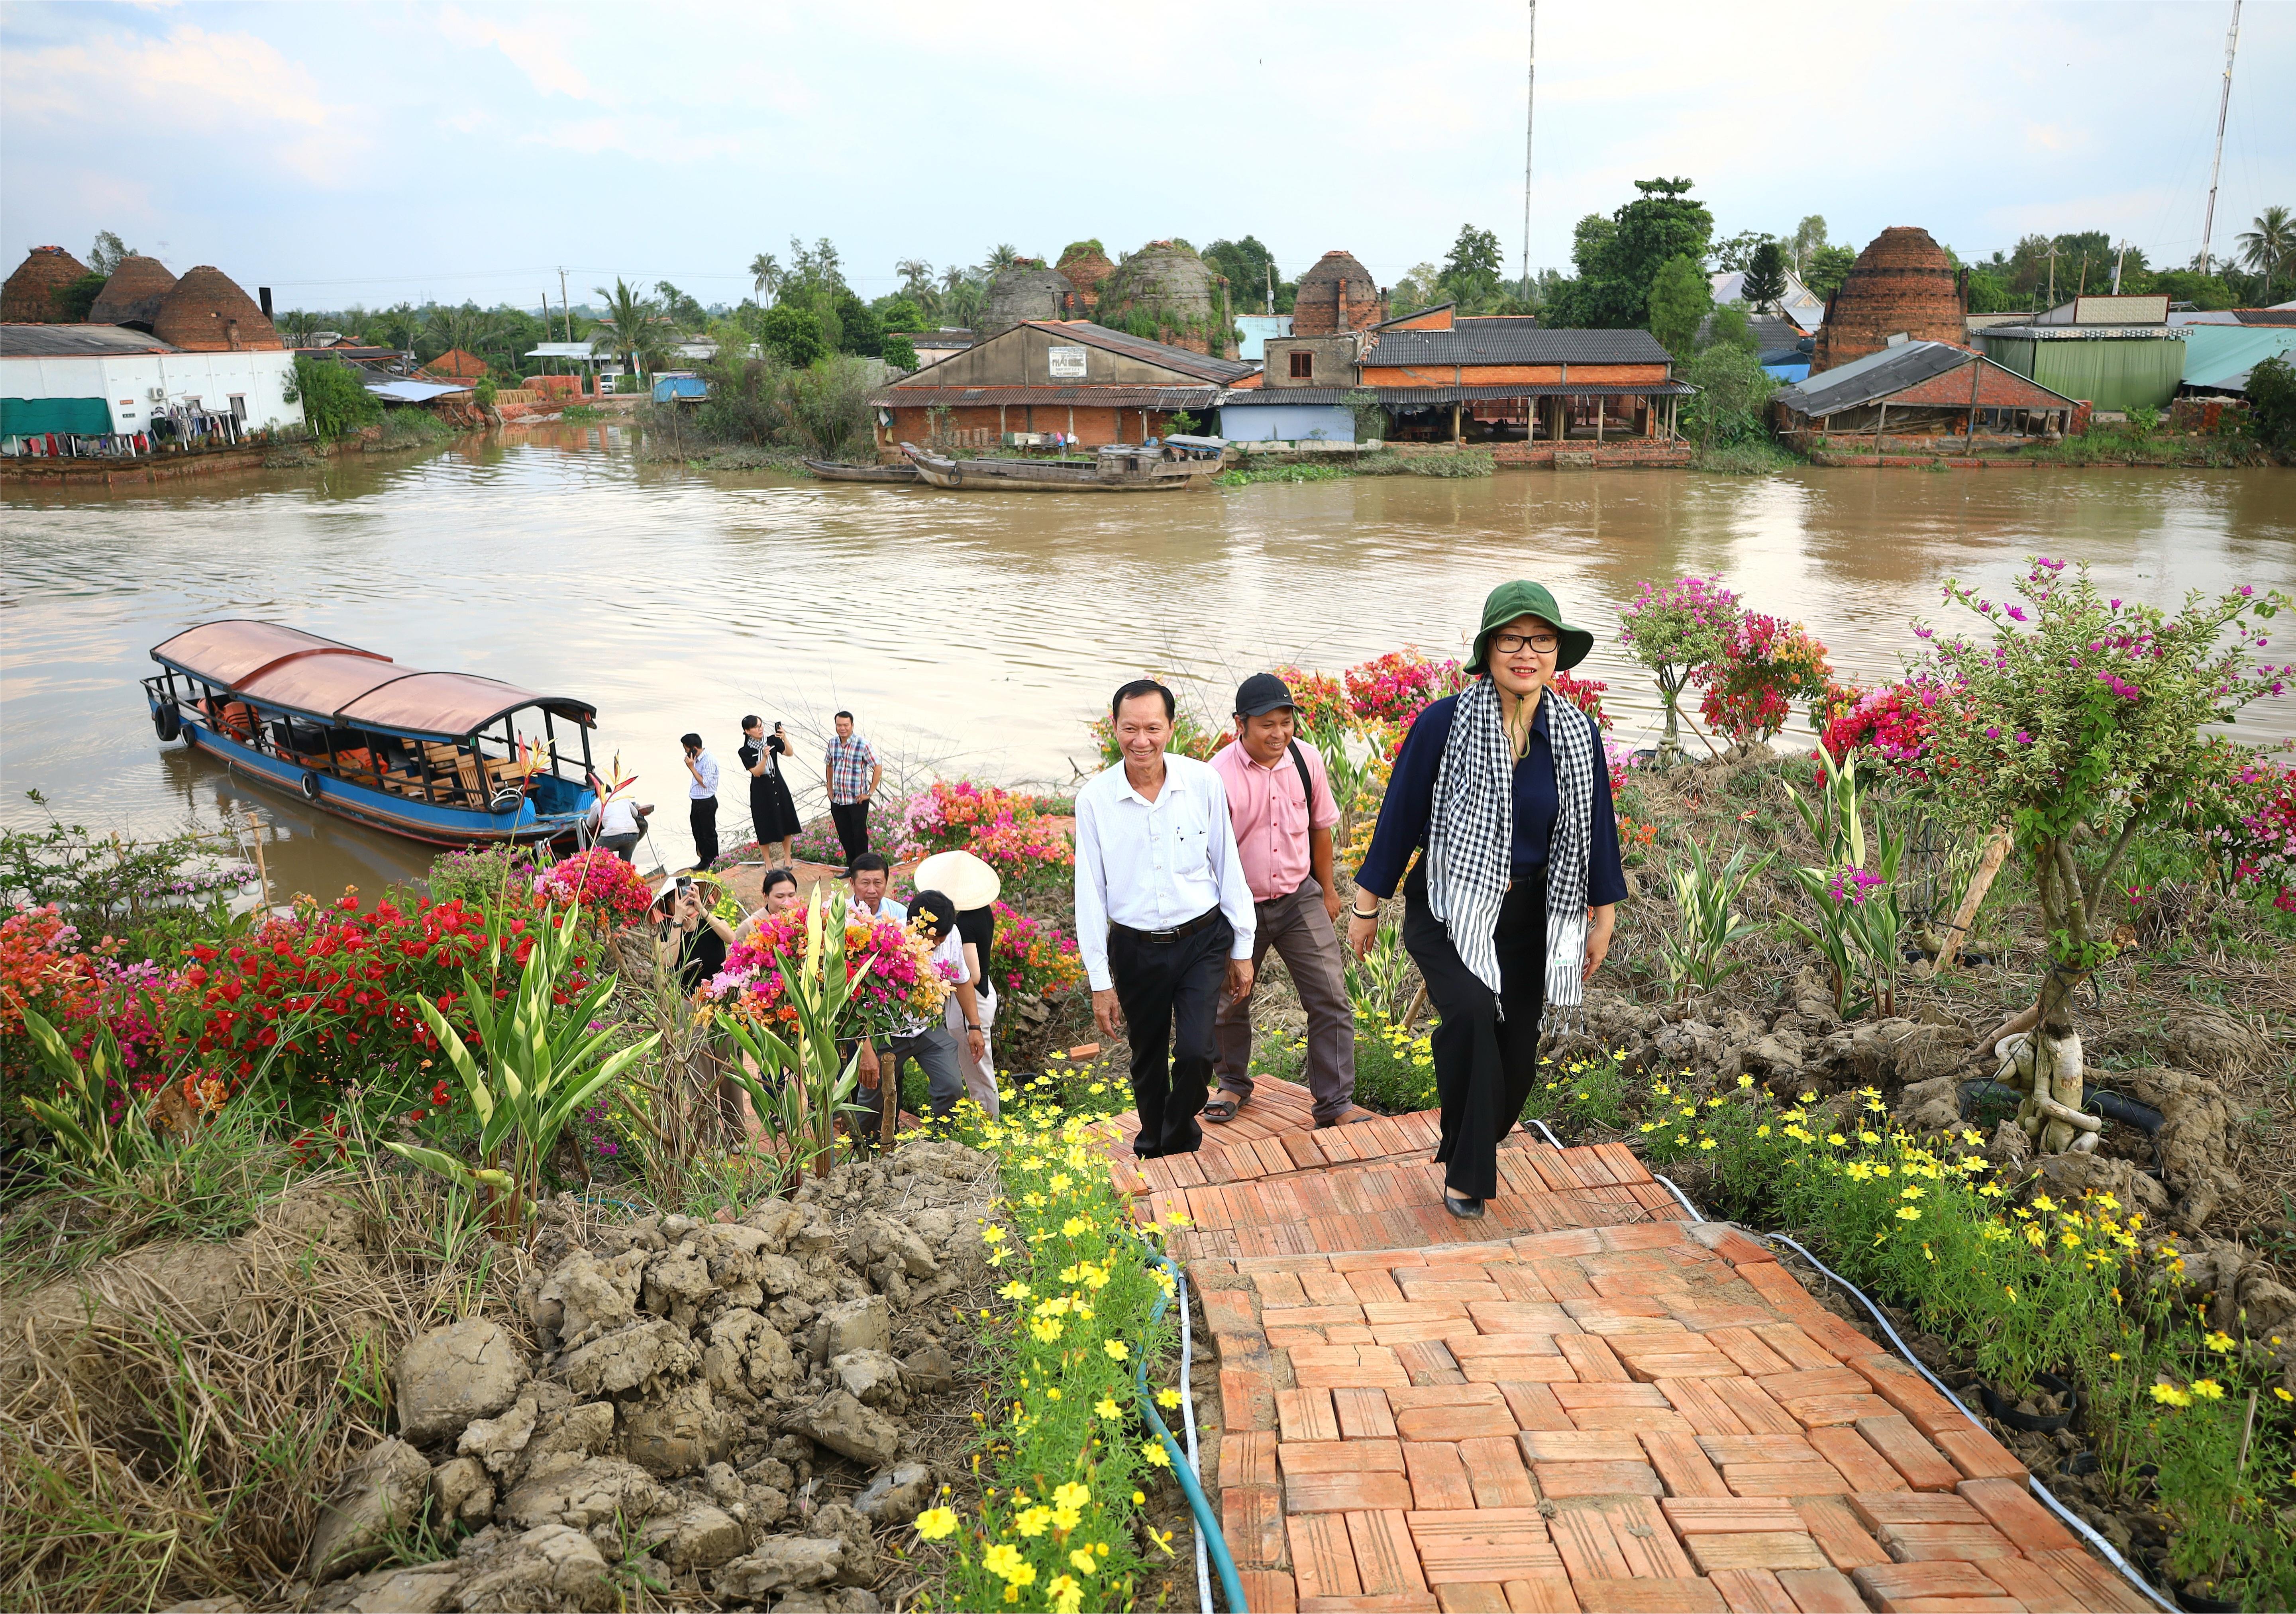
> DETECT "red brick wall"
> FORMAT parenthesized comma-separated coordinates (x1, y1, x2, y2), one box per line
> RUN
(879, 404, 1173, 451)
(1882, 361, 2068, 410)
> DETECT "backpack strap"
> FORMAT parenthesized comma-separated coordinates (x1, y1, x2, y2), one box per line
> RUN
(1287, 738, 1322, 820)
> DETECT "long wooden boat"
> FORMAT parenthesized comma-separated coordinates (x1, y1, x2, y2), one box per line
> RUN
(144, 621, 599, 847)
(802, 458, 918, 483)
(899, 441, 1219, 493)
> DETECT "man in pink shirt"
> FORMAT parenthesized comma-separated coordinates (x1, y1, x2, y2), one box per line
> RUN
(1204, 673, 1368, 1129)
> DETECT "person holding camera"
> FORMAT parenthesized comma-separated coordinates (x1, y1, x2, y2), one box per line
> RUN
(654, 875, 737, 993)
(740, 716, 801, 866)
(683, 732, 721, 870)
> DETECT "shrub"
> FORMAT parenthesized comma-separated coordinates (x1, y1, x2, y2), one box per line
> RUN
(1817, 679, 1943, 777)
(1343, 648, 1467, 724)
(1694, 612, 1832, 742)
(2189, 751, 2296, 910)
(290, 354, 382, 441)
(1619, 575, 1743, 756)
(990, 902, 1087, 999)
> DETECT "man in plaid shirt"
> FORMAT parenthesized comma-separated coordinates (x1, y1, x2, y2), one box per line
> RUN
(824, 710, 880, 876)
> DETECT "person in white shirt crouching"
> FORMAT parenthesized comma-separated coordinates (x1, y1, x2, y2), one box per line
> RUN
(1074, 679, 1257, 1159)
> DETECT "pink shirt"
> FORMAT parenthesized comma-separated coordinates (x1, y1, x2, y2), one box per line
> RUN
(1210, 735, 1339, 902)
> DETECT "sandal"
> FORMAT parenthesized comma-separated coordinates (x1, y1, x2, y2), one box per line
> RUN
(1201, 1094, 1243, 1124)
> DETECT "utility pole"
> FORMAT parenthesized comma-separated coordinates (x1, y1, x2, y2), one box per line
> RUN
(2112, 239, 2128, 294)
(558, 267, 572, 341)
(2044, 242, 2061, 308)
(1520, 0, 1537, 293)
(2200, 0, 2242, 276)
(1264, 259, 1274, 317)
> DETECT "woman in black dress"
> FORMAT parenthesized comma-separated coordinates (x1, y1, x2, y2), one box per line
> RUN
(739, 716, 802, 864)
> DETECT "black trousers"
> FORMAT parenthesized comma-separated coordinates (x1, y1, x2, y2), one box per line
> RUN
(830, 800, 871, 867)
(1403, 860, 1548, 1201)
(1110, 912, 1232, 1158)
(690, 798, 719, 869)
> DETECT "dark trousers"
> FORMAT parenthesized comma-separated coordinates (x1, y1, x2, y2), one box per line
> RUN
(1403, 860, 1548, 1201)
(1214, 877, 1356, 1122)
(830, 800, 871, 868)
(1110, 912, 1232, 1158)
(690, 798, 719, 869)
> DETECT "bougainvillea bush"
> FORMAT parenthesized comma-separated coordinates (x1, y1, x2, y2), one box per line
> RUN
(1696, 612, 1833, 742)
(1619, 575, 1743, 755)
(900, 779, 1074, 902)
(1817, 678, 1944, 778)
(989, 902, 1087, 998)
(530, 847, 657, 929)
(2188, 749, 2296, 912)
(1342, 647, 1467, 724)
(702, 902, 953, 1033)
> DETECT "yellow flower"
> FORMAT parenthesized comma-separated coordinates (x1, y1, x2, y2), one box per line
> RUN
(1675, 1134, 1690, 1146)
(1048, 1172, 1073, 1192)
(1000, 1281, 1032, 1300)
(1095, 1396, 1123, 1420)
(2031, 1194, 2058, 1213)
(980, 1224, 1007, 1243)
(913, 1506, 958, 1541)
(1860, 1131, 1880, 1145)
(1015, 1505, 1054, 1537)
(1070, 1547, 1097, 1575)
(1756, 1124, 1770, 1138)
(982, 1543, 1034, 1584)
(2151, 1383, 2192, 1407)
(1700, 1138, 1717, 1151)
(2204, 1331, 2236, 1353)
(1738, 1074, 1754, 1088)
(1104, 1339, 1129, 1362)
(1827, 1133, 1847, 1147)
(2275, 1388, 2292, 1403)
(1054, 1482, 1091, 1514)
(1896, 1207, 1921, 1222)
(2192, 1379, 2226, 1400)
(1030, 1318, 1062, 1343)
(1901, 1186, 1923, 1200)
(1156, 1388, 1182, 1409)
(1061, 1216, 1090, 1237)
(1048, 1574, 1083, 1613)
(1142, 1439, 1172, 1468)
(1132, 1490, 1146, 1505)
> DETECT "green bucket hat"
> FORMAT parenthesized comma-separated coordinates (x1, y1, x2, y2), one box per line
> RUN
(1466, 580, 1595, 673)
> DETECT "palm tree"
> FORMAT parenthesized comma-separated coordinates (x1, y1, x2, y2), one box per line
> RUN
(424, 303, 502, 369)
(750, 252, 782, 304)
(2236, 206, 2294, 302)
(590, 278, 668, 377)
(981, 243, 1021, 276)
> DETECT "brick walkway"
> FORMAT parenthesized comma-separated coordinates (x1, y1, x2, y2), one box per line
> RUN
(1100, 1078, 2153, 1614)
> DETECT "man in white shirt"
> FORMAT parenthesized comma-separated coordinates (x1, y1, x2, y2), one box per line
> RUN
(848, 852, 907, 926)
(1075, 679, 1256, 1159)
(682, 731, 720, 870)
(594, 791, 652, 863)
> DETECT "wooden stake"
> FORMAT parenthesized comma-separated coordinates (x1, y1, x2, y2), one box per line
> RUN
(242, 812, 273, 913)
(1941, 828, 2011, 968)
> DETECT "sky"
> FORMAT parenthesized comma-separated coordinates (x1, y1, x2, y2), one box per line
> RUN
(2, 1, 2290, 316)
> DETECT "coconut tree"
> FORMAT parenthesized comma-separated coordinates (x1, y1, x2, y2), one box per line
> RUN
(749, 252, 783, 304)
(589, 278, 669, 377)
(979, 243, 1021, 275)
(2235, 205, 2294, 302)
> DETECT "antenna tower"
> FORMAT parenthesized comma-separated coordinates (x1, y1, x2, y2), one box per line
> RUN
(1520, 0, 1536, 292)
(2199, 0, 2242, 275)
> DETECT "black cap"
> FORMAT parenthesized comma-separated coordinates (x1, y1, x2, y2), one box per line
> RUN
(1234, 673, 1296, 718)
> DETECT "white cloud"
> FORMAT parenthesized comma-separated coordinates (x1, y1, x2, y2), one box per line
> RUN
(521, 116, 744, 163)
(437, 6, 597, 101)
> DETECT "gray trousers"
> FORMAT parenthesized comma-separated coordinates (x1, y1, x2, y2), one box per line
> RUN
(887, 1026, 964, 1120)
(1213, 877, 1357, 1122)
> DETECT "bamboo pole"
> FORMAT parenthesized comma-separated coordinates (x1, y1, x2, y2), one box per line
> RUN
(1940, 828, 2012, 969)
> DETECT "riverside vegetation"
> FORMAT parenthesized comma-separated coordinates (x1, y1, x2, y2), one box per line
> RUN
(6, 563, 2296, 1609)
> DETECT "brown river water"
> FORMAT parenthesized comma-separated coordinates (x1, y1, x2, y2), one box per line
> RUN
(4, 423, 2292, 896)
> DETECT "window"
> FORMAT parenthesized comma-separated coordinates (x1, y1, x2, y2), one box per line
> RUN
(228, 395, 247, 423)
(1289, 351, 1314, 379)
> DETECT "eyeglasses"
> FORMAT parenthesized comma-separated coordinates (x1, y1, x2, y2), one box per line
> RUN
(1491, 632, 1560, 655)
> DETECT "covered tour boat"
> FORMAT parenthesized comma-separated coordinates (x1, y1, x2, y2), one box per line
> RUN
(899, 437, 1223, 492)
(144, 621, 599, 847)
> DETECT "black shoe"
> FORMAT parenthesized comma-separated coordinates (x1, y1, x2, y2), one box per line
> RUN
(1444, 1193, 1486, 1220)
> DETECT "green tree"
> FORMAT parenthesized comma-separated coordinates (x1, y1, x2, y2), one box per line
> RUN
(981, 243, 1022, 275)
(1204, 235, 1280, 310)
(2236, 205, 2295, 301)
(2248, 354, 2296, 450)
(1711, 231, 1771, 273)
(589, 278, 668, 376)
(872, 294, 925, 335)
(1387, 261, 1445, 316)
(895, 257, 935, 307)
(1705, 304, 1759, 356)
(654, 280, 709, 331)
(1802, 245, 1856, 299)
(882, 334, 920, 370)
(1440, 223, 1505, 310)
(1545, 178, 1714, 331)
(1787, 216, 1827, 276)
(290, 354, 383, 441)
(87, 229, 135, 277)
(1741, 240, 1787, 310)
(1646, 254, 1713, 358)
(756, 305, 825, 367)
(1679, 343, 1776, 448)
(832, 286, 882, 357)
(57, 272, 107, 322)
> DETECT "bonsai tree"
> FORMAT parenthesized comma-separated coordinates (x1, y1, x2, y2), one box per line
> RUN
(1919, 559, 2288, 1153)
(1619, 575, 1742, 763)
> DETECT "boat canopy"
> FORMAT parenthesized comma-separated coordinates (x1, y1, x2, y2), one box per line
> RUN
(151, 619, 595, 737)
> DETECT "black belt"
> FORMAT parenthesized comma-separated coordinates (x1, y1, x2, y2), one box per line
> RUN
(1111, 906, 1223, 944)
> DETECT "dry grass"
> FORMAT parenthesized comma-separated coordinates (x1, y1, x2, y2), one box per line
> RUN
(0, 1152, 530, 1614)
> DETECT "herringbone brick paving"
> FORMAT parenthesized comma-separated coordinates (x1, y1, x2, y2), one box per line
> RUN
(1097, 1077, 2152, 1613)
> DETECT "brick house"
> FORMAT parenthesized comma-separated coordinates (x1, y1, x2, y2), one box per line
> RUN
(867, 320, 1254, 455)
(1771, 338, 2080, 451)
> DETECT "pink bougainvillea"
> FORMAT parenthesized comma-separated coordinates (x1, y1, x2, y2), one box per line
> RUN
(704, 906, 954, 1030)
(1695, 613, 1834, 742)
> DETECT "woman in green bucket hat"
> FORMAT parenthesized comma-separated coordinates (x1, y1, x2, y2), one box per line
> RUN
(1347, 581, 1625, 1218)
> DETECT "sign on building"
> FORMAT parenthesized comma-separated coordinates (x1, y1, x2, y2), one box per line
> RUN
(1047, 346, 1088, 378)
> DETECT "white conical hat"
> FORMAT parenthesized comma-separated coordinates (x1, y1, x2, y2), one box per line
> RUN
(911, 849, 1000, 910)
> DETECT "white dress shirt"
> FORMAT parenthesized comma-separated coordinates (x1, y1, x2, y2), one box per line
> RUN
(1073, 753, 1256, 992)
(688, 750, 719, 799)
(599, 796, 640, 837)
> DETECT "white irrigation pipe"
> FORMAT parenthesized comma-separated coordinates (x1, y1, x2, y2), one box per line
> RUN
(1525, 1121, 2174, 1611)
(1176, 1263, 1213, 1614)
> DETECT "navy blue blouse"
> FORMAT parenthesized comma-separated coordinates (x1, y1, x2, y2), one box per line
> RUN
(1353, 691, 1629, 906)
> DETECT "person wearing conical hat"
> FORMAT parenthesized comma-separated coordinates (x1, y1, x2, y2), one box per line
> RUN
(1348, 582, 1627, 1219)
(916, 849, 1003, 1118)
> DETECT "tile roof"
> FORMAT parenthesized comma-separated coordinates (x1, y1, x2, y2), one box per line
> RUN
(869, 384, 1220, 409)
(1365, 325, 1672, 368)
(1371, 381, 1693, 403)
(0, 322, 183, 357)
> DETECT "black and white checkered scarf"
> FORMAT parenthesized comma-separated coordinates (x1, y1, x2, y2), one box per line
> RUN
(1424, 676, 1597, 1030)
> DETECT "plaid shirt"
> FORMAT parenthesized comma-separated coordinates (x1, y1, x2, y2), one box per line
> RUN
(827, 733, 876, 804)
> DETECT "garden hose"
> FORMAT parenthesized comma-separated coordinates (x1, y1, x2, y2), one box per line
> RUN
(1176, 1250, 1215, 1614)
(1133, 1236, 1250, 1614)
(1524, 1121, 2175, 1611)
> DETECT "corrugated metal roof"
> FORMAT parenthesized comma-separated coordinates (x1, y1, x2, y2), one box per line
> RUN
(1217, 387, 1358, 405)
(0, 322, 182, 357)
(1014, 321, 1257, 383)
(1364, 325, 1674, 367)
(1372, 382, 1694, 403)
(366, 378, 473, 403)
(1774, 339, 2075, 415)
(1974, 325, 2186, 341)
(870, 384, 1219, 409)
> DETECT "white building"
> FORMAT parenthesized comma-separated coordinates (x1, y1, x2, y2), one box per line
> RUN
(1, 323, 304, 448)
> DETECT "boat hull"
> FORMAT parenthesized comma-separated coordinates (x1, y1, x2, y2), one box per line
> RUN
(901, 444, 1206, 493)
(174, 715, 585, 848)
(803, 459, 919, 483)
